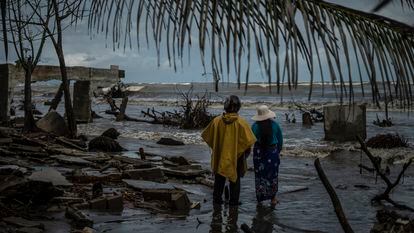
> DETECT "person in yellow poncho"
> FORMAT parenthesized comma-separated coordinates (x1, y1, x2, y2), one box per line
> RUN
(201, 95, 256, 206)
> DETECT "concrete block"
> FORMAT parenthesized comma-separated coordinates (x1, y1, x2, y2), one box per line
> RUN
(323, 104, 366, 141)
(73, 81, 92, 123)
(171, 192, 191, 211)
(106, 195, 123, 211)
(124, 167, 166, 182)
(89, 197, 107, 210)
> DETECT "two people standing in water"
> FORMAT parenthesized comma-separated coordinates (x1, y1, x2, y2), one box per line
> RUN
(202, 95, 283, 207)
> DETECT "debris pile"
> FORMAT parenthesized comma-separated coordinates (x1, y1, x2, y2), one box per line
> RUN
(366, 134, 408, 149)
(371, 210, 414, 233)
(0, 126, 212, 232)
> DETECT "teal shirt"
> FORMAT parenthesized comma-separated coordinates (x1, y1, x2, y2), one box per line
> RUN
(251, 120, 283, 150)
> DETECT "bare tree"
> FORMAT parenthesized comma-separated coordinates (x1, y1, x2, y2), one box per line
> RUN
(26, 0, 85, 138)
(3, 0, 52, 131)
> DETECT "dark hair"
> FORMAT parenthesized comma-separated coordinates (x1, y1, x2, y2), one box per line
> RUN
(258, 119, 272, 146)
(224, 95, 241, 113)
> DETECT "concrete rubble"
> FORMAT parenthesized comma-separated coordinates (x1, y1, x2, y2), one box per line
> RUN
(0, 126, 211, 232)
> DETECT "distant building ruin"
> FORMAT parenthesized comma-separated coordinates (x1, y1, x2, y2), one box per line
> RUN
(0, 64, 125, 123)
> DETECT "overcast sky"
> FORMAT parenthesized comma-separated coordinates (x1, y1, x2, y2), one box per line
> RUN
(1, 0, 413, 84)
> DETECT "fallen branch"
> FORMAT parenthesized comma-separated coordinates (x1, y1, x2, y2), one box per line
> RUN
(357, 136, 414, 212)
(314, 158, 354, 233)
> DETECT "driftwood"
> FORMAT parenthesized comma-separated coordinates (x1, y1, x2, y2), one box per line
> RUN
(103, 94, 153, 123)
(314, 158, 354, 233)
(116, 96, 129, 121)
(373, 114, 393, 127)
(357, 136, 414, 212)
(294, 103, 324, 122)
(140, 87, 215, 129)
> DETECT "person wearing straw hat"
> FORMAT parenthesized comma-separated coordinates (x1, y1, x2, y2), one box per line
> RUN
(251, 105, 283, 208)
(201, 95, 256, 206)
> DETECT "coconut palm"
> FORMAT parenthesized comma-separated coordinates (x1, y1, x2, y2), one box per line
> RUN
(2, 0, 414, 108)
(87, 0, 414, 107)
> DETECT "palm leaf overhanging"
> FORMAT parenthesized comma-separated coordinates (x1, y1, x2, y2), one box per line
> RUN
(87, 0, 414, 107)
(2, 0, 414, 108)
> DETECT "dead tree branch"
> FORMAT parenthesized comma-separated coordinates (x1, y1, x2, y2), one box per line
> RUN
(357, 136, 414, 212)
(314, 158, 355, 233)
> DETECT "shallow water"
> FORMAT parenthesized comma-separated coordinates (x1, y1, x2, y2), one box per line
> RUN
(87, 147, 414, 233)
(9, 83, 414, 232)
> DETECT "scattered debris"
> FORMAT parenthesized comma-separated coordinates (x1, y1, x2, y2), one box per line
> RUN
(28, 167, 72, 186)
(3, 216, 44, 229)
(88, 136, 126, 152)
(366, 134, 408, 149)
(371, 210, 414, 233)
(124, 167, 166, 182)
(0, 165, 28, 176)
(156, 138, 185, 146)
(65, 207, 93, 229)
(357, 136, 414, 212)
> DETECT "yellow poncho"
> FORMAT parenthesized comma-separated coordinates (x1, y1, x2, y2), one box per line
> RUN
(201, 113, 256, 182)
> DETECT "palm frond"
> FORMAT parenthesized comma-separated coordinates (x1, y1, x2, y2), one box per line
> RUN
(372, 0, 414, 12)
(87, 0, 414, 107)
(1, 0, 8, 59)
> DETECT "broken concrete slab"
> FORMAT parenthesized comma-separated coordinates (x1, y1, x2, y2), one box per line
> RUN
(52, 196, 85, 204)
(1, 177, 63, 204)
(111, 155, 153, 168)
(170, 192, 191, 211)
(124, 167, 166, 182)
(161, 167, 205, 178)
(106, 195, 123, 211)
(65, 207, 93, 229)
(53, 155, 93, 166)
(123, 179, 175, 191)
(16, 227, 44, 233)
(142, 189, 191, 212)
(0, 165, 27, 176)
(88, 195, 123, 212)
(3, 216, 44, 229)
(89, 197, 107, 210)
(36, 111, 69, 136)
(28, 167, 72, 186)
(8, 144, 44, 153)
(71, 169, 122, 183)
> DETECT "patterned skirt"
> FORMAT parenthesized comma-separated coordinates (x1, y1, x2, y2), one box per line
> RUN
(253, 145, 280, 202)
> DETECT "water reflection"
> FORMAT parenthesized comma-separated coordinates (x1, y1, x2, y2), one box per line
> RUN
(210, 204, 239, 233)
(251, 204, 275, 233)
(210, 204, 277, 233)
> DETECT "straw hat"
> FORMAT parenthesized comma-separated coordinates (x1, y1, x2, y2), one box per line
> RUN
(252, 105, 276, 121)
